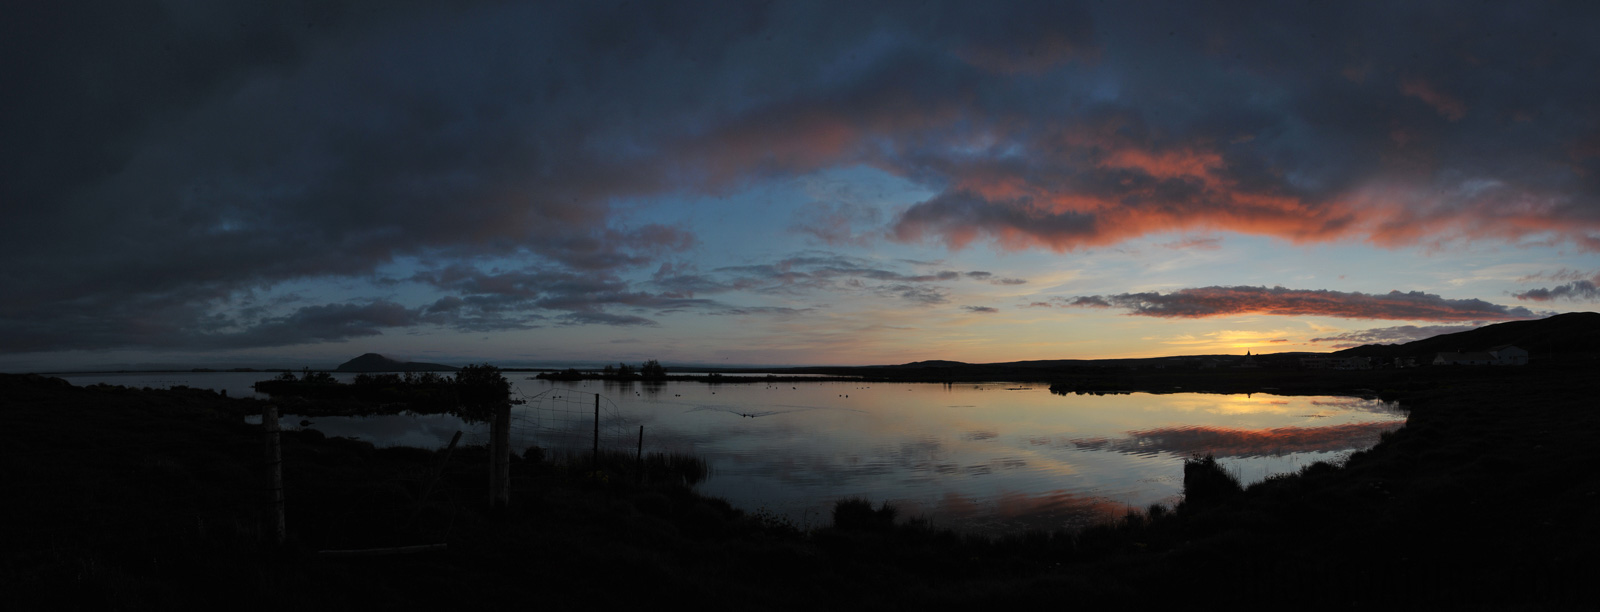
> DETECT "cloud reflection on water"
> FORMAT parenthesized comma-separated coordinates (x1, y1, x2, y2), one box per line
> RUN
(138, 374, 1409, 536)
(1070, 421, 1405, 458)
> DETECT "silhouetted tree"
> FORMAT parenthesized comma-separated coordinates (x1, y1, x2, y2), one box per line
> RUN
(641, 359, 666, 379)
(454, 363, 511, 422)
(300, 368, 335, 384)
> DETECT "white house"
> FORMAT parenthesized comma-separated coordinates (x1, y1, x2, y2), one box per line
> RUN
(1488, 345, 1529, 365)
(1433, 345, 1529, 366)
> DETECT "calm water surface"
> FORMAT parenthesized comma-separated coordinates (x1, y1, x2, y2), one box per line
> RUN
(58, 372, 1405, 536)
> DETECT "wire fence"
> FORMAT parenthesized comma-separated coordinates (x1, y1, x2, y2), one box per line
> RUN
(7, 382, 706, 564)
(461, 389, 638, 460)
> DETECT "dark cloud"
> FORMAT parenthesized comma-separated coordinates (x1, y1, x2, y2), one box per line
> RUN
(966, 271, 1028, 285)
(558, 311, 658, 327)
(1028, 296, 1111, 308)
(1513, 269, 1600, 302)
(939, 0, 1097, 74)
(649, 262, 742, 299)
(9, 1, 1600, 354)
(4, 1, 719, 351)
(1517, 269, 1591, 283)
(1070, 296, 1112, 308)
(1399, 77, 1468, 122)
(1062, 286, 1540, 321)
(1309, 324, 1485, 348)
(419, 296, 545, 333)
(875, 284, 949, 306)
(1514, 281, 1600, 302)
(879, 3, 1600, 254)
(963, 305, 999, 314)
(701, 254, 995, 305)
(409, 263, 813, 327)
(0, 297, 433, 353)
(214, 301, 422, 348)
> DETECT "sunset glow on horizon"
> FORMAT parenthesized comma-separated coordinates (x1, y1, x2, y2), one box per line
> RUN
(6, 1, 1600, 371)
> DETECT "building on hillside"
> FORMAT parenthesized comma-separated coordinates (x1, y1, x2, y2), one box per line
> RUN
(1433, 351, 1492, 365)
(1488, 345, 1529, 365)
(1432, 345, 1529, 366)
(1238, 351, 1260, 368)
(1300, 355, 1374, 370)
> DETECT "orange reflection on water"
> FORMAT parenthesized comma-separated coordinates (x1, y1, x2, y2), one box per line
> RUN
(1072, 421, 1405, 458)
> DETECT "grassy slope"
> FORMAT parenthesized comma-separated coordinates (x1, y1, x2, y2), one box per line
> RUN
(4, 362, 1598, 609)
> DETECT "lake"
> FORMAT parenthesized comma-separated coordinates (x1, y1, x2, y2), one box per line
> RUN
(57, 371, 1406, 536)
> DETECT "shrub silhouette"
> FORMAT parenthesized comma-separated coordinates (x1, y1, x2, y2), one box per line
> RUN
(641, 359, 667, 379)
(1180, 453, 1242, 511)
(832, 497, 898, 531)
(453, 363, 510, 422)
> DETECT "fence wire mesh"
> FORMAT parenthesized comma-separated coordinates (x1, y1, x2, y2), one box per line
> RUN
(463, 388, 637, 459)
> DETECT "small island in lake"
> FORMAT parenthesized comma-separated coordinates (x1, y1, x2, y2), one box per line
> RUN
(334, 353, 459, 373)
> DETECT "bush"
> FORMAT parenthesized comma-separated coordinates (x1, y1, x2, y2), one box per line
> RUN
(832, 497, 898, 532)
(641, 359, 666, 379)
(453, 364, 510, 421)
(521, 446, 545, 463)
(1180, 454, 1243, 511)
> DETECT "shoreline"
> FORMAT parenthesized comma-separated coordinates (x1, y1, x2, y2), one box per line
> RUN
(5, 363, 1596, 607)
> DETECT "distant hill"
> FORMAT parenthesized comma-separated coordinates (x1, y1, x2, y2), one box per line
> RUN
(1335, 312, 1600, 361)
(334, 353, 460, 373)
(888, 360, 970, 368)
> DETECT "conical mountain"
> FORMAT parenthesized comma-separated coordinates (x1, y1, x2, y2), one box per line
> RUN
(334, 353, 459, 372)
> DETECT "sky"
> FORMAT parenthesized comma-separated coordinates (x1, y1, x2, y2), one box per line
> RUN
(6, 0, 1600, 372)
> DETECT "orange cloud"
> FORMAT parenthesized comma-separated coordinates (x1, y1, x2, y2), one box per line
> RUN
(674, 90, 1598, 257)
(1100, 147, 1224, 180)
(891, 132, 1386, 253)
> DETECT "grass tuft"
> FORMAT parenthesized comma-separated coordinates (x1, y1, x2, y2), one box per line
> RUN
(832, 497, 899, 532)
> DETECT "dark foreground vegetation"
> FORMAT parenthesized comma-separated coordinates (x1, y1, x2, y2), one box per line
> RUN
(5, 355, 1599, 609)
(249, 364, 511, 419)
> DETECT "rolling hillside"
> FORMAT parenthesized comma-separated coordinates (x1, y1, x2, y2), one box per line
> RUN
(1335, 311, 1600, 362)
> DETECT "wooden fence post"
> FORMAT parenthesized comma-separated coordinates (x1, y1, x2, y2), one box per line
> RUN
(263, 404, 285, 546)
(591, 393, 600, 470)
(490, 403, 510, 509)
(410, 430, 462, 525)
(636, 425, 644, 483)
